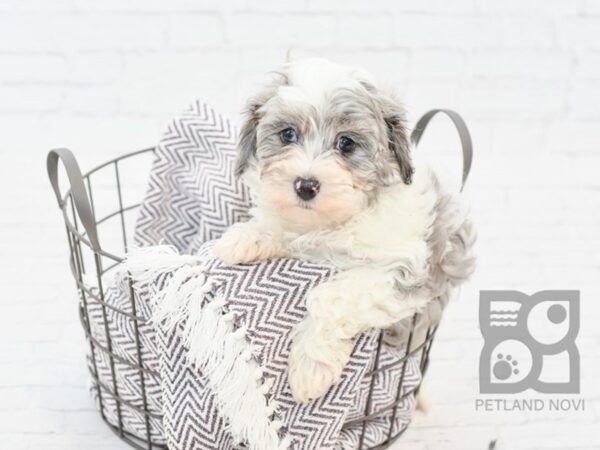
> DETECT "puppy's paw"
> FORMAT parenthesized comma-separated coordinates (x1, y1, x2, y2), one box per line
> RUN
(213, 222, 285, 265)
(288, 348, 341, 403)
(287, 320, 353, 403)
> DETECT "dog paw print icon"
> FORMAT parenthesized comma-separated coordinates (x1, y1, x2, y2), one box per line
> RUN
(479, 290, 580, 394)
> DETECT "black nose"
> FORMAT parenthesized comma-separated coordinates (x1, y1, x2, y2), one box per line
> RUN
(294, 177, 320, 201)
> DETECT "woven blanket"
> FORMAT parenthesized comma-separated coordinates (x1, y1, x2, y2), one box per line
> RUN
(86, 100, 421, 450)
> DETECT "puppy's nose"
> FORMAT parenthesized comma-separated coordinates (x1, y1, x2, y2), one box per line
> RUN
(294, 177, 320, 201)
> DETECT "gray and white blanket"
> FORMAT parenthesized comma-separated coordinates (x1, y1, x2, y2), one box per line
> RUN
(87, 100, 421, 450)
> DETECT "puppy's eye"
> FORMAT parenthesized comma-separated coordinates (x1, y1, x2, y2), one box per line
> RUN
(280, 127, 298, 144)
(336, 136, 356, 154)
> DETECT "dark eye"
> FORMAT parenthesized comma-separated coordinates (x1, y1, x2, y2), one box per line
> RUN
(280, 127, 298, 144)
(336, 136, 356, 154)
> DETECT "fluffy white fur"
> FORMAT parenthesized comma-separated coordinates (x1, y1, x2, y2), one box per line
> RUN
(214, 58, 476, 403)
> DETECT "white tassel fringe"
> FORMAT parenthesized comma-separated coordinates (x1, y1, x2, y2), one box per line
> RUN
(124, 246, 288, 450)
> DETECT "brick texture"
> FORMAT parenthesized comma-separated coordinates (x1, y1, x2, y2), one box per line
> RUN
(0, 0, 598, 449)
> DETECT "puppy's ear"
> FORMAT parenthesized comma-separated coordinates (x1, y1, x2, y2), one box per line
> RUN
(234, 100, 261, 177)
(377, 90, 414, 185)
(235, 74, 287, 177)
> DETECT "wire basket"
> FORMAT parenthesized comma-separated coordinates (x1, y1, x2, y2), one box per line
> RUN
(47, 147, 438, 450)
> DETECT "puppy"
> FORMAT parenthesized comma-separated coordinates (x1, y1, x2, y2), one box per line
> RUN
(214, 58, 476, 403)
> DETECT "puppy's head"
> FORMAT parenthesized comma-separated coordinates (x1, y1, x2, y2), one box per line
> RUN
(236, 58, 412, 232)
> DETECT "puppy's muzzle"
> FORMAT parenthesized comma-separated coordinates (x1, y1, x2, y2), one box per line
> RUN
(294, 177, 320, 201)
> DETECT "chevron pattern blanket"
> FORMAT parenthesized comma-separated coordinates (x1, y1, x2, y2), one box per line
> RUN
(87, 100, 421, 450)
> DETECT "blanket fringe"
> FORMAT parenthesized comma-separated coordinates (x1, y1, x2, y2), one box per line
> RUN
(124, 246, 290, 450)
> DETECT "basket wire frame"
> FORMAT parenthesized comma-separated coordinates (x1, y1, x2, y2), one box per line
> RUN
(49, 147, 438, 450)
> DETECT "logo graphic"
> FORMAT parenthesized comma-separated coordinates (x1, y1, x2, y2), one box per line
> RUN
(479, 290, 580, 394)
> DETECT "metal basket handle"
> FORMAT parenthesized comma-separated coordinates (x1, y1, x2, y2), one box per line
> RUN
(410, 109, 473, 191)
(47, 148, 101, 252)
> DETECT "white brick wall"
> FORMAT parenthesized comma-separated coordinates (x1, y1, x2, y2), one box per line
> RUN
(0, 1, 598, 449)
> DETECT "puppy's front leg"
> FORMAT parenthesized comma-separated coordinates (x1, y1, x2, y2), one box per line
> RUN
(288, 267, 428, 403)
(213, 220, 287, 265)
